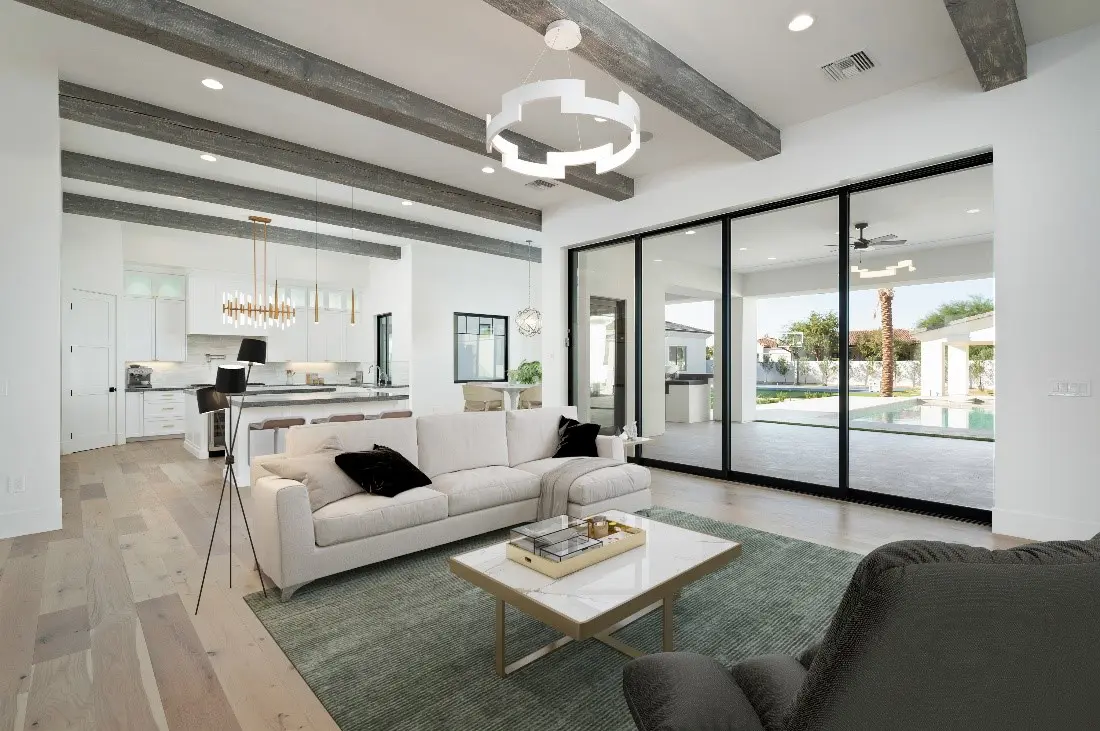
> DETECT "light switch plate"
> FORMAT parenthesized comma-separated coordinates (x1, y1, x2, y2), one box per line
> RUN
(1049, 380, 1091, 397)
(11, 476, 25, 494)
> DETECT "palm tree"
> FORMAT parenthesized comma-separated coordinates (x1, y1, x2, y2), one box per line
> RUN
(878, 288, 895, 396)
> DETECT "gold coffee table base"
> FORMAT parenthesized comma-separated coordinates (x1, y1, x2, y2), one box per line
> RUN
(494, 596, 674, 678)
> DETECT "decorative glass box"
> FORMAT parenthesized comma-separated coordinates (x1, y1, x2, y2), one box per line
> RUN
(507, 515, 646, 578)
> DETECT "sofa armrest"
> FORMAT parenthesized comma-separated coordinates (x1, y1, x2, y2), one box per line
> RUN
(251, 453, 287, 485)
(249, 476, 315, 589)
(596, 434, 626, 462)
(623, 653, 765, 731)
(731, 655, 808, 731)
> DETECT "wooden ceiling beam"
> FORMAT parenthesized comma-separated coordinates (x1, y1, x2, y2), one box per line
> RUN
(943, 0, 1027, 91)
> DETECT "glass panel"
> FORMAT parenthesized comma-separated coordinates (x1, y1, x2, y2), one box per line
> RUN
(123, 271, 153, 297)
(572, 242, 634, 435)
(731, 198, 841, 488)
(454, 313, 508, 381)
(848, 165, 994, 509)
(153, 274, 185, 299)
(639, 222, 722, 470)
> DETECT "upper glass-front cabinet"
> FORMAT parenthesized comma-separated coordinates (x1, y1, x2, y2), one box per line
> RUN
(124, 271, 185, 299)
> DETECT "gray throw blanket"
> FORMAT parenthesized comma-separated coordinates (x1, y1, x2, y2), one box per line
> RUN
(538, 457, 621, 520)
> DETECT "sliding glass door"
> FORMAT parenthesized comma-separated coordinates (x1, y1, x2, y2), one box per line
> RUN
(567, 154, 994, 520)
(847, 164, 994, 510)
(571, 242, 635, 436)
(727, 198, 841, 488)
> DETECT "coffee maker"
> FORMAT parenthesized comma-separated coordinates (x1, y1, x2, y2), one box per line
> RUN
(127, 364, 153, 389)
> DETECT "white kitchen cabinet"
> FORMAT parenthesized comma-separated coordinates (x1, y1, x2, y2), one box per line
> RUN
(345, 317, 370, 363)
(267, 318, 308, 362)
(154, 298, 186, 361)
(127, 391, 185, 440)
(126, 392, 145, 438)
(307, 311, 349, 362)
(121, 297, 155, 362)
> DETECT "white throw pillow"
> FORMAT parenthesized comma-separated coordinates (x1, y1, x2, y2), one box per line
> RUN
(265, 436, 362, 512)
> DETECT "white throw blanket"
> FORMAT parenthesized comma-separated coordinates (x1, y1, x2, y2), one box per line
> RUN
(538, 457, 621, 520)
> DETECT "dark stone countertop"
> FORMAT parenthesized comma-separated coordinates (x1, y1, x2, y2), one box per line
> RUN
(126, 386, 193, 392)
(229, 392, 410, 408)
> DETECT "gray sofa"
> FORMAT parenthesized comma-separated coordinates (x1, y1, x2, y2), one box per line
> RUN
(623, 534, 1100, 731)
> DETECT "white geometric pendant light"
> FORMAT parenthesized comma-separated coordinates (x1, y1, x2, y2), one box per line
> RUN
(516, 242, 542, 337)
(487, 19, 641, 178)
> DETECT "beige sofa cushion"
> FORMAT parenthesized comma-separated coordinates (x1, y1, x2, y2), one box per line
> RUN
(504, 406, 579, 466)
(416, 412, 509, 478)
(285, 417, 419, 466)
(430, 466, 540, 516)
(266, 444, 362, 512)
(516, 458, 651, 506)
(311, 487, 448, 548)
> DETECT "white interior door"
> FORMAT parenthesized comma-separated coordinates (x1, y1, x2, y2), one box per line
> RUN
(64, 290, 117, 453)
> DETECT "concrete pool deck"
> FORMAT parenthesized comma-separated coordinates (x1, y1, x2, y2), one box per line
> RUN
(640, 420, 994, 511)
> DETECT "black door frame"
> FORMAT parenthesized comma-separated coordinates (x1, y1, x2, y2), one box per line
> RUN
(566, 152, 993, 524)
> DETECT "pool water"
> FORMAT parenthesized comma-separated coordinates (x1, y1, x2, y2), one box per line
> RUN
(852, 402, 995, 433)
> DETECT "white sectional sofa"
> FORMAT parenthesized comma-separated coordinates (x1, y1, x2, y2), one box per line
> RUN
(250, 406, 652, 598)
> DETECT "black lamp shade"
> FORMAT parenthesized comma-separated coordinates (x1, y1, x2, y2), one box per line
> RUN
(215, 364, 248, 394)
(238, 337, 267, 365)
(195, 386, 229, 414)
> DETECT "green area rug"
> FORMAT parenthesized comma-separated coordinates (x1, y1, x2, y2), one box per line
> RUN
(245, 508, 862, 731)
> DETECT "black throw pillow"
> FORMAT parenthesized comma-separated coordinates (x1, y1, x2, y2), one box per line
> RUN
(553, 415, 601, 458)
(335, 445, 432, 498)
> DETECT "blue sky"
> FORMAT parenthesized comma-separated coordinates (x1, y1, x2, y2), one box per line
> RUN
(664, 278, 995, 341)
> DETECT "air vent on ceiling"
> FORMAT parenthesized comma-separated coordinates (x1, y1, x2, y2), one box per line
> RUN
(524, 179, 558, 190)
(821, 50, 875, 82)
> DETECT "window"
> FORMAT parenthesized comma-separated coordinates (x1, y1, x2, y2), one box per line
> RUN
(668, 345, 687, 372)
(376, 313, 392, 385)
(454, 313, 508, 382)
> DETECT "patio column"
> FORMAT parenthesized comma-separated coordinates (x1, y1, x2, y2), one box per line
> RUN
(920, 339, 945, 397)
(729, 296, 757, 423)
(946, 344, 969, 396)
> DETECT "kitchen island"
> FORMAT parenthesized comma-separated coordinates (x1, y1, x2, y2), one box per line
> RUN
(222, 390, 410, 486)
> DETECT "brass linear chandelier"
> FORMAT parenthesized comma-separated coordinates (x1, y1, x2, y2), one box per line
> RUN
(222, 215, 297, 329)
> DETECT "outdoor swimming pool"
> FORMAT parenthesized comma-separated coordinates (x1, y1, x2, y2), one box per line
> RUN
(852, 401, 995, 433)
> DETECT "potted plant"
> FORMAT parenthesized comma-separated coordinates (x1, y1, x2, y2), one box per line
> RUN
(507, 360, 542, 385)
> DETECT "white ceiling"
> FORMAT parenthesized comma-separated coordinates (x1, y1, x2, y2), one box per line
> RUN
(645, 165, 993, 273)
(9, 0, 1095, 252)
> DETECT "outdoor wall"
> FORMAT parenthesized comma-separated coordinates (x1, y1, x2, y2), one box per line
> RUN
(542, 24, 1100, 541)
(665, 333, 708, 373)
(407, 242, 541, 416)
(0, 6, 63, 538)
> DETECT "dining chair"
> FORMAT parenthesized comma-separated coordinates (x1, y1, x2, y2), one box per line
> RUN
(518, 384, 542, 409)
(462, 384, 504, 412)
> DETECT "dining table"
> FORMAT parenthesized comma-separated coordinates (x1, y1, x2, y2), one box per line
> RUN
(484, 383, 535, 410)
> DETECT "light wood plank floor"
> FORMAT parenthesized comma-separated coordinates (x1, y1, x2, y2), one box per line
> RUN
(0, 440, 1022, 730)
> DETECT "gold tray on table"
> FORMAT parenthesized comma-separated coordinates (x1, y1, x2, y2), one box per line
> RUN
(505, 515, 647, 579)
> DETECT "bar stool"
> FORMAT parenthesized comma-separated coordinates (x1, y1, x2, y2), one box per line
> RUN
(248, 417, 305, 461)
(379, 410, 413, 419)
(319, 413, 366, 423)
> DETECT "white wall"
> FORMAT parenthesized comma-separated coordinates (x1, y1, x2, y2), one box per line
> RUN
(407, 243, 541, 415)
(0, 12, 62, 538)
(542, 25, 1100, 541)
(665, 333, 708, 373)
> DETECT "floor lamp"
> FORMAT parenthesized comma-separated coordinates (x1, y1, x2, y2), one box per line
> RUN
(194, 337, 269, 614)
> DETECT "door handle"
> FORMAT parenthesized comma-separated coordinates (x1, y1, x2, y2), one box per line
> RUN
(108, 387, 117, 393)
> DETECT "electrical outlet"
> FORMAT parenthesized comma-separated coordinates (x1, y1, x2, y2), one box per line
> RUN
(11, 476, 26, 494)
(0, 379, 7, 396)
(1049, 380, 1092, 397)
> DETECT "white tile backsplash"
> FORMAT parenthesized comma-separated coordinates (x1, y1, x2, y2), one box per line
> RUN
(128, 335, 363, 387)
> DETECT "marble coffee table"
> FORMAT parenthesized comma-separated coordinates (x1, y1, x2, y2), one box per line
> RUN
(449, 510, 741, 677)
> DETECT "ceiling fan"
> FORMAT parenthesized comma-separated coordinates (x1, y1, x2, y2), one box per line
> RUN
(828, 222, 908, 250)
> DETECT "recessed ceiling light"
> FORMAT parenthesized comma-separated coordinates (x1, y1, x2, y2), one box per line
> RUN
(739, 247, 748, 251)
(201, 78, 223, 90)
(401, 200, 414, 206)
(685, 230, 696, 235)
(653, 259, 663, 262)
(482, 166, 496, 174)
(966, 208, 981, 214)
(767, 256, 777, 260)
(199, 154, 217, 162)
(788, 14, 814, 32)
(593, 117, 607, 123)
